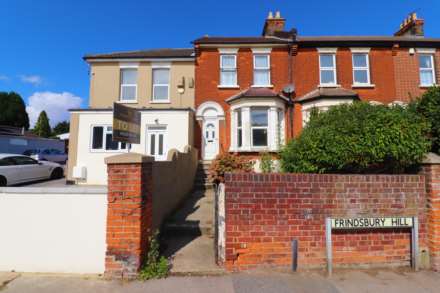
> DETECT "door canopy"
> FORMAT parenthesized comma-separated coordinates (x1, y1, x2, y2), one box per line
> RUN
(196, 101, 225, 120)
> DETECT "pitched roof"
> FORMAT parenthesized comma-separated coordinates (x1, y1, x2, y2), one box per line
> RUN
(83, 48, 194, 60)
(226, 88, 289, 103)
(296, 87, 359, 103)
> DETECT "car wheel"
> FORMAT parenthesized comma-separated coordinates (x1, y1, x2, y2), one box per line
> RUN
(0, 176, 7, 187)
(50, 168, 64, 179)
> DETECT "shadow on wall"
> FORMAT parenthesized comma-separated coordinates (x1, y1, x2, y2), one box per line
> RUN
(152, 145, 198, 230)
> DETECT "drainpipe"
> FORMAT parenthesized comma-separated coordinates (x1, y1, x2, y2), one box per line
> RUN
(287, 42, 294, 139)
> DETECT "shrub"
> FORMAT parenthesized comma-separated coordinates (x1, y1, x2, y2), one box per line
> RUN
(208, 153, 254, 184)
(259, 152, 274, 173)
(138, 230, 169, 281)
(280, 102, 430, 174)
(412, 86, 440, 154)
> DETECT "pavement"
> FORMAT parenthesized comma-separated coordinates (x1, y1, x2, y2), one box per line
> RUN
(1, 268, 440, 293)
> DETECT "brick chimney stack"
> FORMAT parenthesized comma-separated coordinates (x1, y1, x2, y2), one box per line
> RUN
(262, 11, 286, 37)
(394, 12, 424, 37)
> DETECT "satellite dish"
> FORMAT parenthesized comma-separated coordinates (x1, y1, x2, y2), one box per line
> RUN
(283, 84, 295, 94)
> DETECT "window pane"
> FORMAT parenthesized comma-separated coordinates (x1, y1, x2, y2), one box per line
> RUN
(237, 110, 242, 127)
(92, 126, 103, 149)
(251, 109, 268, 126)
(221, 55, 235, 68)
(320, 70, 335, 84)
(13, 156, 37, 165)
(220, 71, 236, 86)
(237, 129, 242, 147)
(153, 68, 169, 84)
(158, 134, 164, 155)
(254, 55, 269, 68)
(353, 54, 367, 67)
(354, 69, 369, 84)
(121, 85, 136, 100)
(320, 54, 334, 67)
(254, 70, 270, 85)
(252, 129, 268, 146)
(150, 134, 155, 155)
(120, 142, 127, 150)
(105, 133, 118, 150)
(121, 69, 137, 84)
(420, 70, 434, 85)
(419, 55, 433, 69)
(153, 85, 169, 100)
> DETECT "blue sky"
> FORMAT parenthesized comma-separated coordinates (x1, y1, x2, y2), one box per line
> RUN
(1, 0, 439, 126)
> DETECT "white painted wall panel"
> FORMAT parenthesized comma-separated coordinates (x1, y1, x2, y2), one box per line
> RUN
(0, 190, 107, 274)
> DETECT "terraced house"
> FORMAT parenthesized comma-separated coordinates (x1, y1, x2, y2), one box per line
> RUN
(194, 12, 440, 162)
(67, 49, 195, 184)
(67, 12, 440, 184)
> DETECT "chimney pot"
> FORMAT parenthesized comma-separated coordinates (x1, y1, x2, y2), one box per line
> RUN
(268, 11, 273, 19)
(275, 11, 281, 19)
(412, 12, 417, 20)
(394, 12, 424, 37)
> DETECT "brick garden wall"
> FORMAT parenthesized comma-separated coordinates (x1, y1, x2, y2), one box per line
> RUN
(223, 173, 427, 271)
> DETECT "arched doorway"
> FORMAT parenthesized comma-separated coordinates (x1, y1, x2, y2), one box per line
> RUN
(196, 102, 225, 161)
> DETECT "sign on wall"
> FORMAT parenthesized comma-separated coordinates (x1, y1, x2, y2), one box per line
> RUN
(113, 103, 141, 144)
(331, 217, 413, 229)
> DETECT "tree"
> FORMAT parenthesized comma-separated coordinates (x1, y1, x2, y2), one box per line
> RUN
(52, 121, 70, 136)
(280, 102, 430, 174)
(412, 87, 440, 154)
(33, 111, 51, 138)
(0, 91, 30, 130)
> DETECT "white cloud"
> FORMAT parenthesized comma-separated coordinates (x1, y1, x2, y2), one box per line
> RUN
(26, 91, 83, 127)
(0, 75, 8, 81)
(19, 74, 43, 86)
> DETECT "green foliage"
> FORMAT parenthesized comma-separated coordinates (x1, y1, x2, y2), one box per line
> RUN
(208, 153, 254, 184)
(52, 121, 70, 136)
(412, 86, 440, 154)
(138, 230, 169, 281)
(259, 152, 274, 173)
(0, 91, 30, 130)
(280, 102, 430, 174)
(33, 111, 51, 138)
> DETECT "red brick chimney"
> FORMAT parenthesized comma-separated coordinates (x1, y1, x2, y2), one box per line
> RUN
(262, 11, 286, 37)
(394, 13, 424, 37)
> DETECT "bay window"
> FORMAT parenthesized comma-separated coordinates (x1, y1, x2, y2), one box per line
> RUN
(419, 54, 436, 86)
(319, 54, 337, 85)
(91, 126, 127, 152)
(220, 55, 237, 86)
(120, 68, 137, 101)
(253, 54, 270, 86)
(236, 110, 243, 148)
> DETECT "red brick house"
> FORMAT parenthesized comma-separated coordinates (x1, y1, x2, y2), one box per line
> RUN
(193, 12, 440, 162)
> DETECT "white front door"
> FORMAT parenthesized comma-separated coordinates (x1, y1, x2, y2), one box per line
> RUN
(147, 126, 167, 161)
(203, 119, 218, 160)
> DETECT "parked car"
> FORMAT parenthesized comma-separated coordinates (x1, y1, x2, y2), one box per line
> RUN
(23, 149, 67, 164)
(0, 154, 64, 186)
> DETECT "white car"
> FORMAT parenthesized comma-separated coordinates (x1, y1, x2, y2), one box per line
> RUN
(0, 154, 64, 186)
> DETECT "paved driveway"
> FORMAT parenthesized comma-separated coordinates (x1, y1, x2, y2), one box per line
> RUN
(1, 269, 440, 293)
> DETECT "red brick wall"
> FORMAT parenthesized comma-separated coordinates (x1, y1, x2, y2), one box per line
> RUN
(421, 163, 440, 271)
(223, 173, 427, 271)
(105, 161, 152, 279)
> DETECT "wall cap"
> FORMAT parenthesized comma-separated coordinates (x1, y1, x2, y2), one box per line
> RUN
(422, 152, 440, 165)
(105, 153, 154, 164)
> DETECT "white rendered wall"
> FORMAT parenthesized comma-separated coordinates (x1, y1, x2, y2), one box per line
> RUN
(0, 187, 107, 274)
(74, 110, 191, 185)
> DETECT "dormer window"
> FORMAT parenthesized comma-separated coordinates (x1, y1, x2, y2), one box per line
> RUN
(120, 68, 138, 101)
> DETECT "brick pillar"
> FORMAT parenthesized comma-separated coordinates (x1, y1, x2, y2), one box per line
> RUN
(421, 153, 440, 271)
(104, 153, 153, 279)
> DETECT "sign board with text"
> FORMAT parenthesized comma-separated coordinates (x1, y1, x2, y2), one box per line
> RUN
(113, 103, 141, 144)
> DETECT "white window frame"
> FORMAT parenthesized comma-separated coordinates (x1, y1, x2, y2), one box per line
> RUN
(90, 125, 128, 153)
(352, 53, 371, 86)
(152, 65, 170, 103)
(250, 107, 269, 148)
(418, 54, 436, 87)
(236, 109, 243, 148)
(219, 54, 238, 87)
(146, 125, 168, 160)
(253, 54, 271, 87)
(119, 68, 138, 102)
(319, 53, 337, 86)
